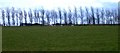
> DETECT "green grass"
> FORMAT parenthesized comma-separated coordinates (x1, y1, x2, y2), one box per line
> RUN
(2, 26, 119, 51)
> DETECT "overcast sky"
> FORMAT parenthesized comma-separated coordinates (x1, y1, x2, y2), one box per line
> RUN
(0, 0, 119, 10)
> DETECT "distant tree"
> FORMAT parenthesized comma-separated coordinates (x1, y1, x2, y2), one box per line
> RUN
(109, 10, 114, 24)
(118, 2, 120, 24)
(50, 11, 54, 24)
(100, 8, 105, 24)
(36, 10, 40, 24)
(85, 7, 90, 24)
(24, 10, 27, 24)
(58, 8, 62, 25)
(112, 9, 119, 24)
(68, 9, 72, 24)
(74, 7, 78, 25)
(34, 9, 39, 23)
(15, 11, 19, 26)
(34, 9, 37, 23)
(46, 10, 50, 25)
(51, 10, 57, 25)
(105, 10, 109, 24)
(96, 8, 100, 24)
(2, 6, 118, 26)
(40, 8, 45, 25)
(11, 7, 15, 26)
(19, 10, 23, 25)
(54, 11, 58, 24)
(63, 9, 67, 25)
(2, 10, 5, 26)
(54, 11, 58, 23)
(37, 10, 41, 24)
(6, 8, 10, 26)
(28, 9, 33, 24)
(80, 7, 84, 24)
(111, 9, 115, 24)
(91, 7, 95, 24)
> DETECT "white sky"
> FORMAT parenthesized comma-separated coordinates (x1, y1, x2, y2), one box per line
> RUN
(0, 0, 119, 10)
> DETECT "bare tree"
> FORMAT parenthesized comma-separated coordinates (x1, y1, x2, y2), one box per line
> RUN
(15, 11, 19, 26)
(112, 9, 119, 24)
(109, 10, 114, 24)
(96, 8, 100, 24)
(46, 10, 50, 25)
(24, 10, 27, 24)
(28, 9, 33, 24)
(36, 10, 40, 24)
(54, 11, 58, 25)
(34, 9, 39, 23)
(2, 10, 5, 26)
(118, 1, 120, 24)
(63, 9, 67, 25)
(19, 10, 23, 25)
(40, 8, 45, 25)
(80, 7, 84, 24)
(58, 8, 62, 25)
(85, 7, 90, 24)
(100, 8, 105, 24)
(6, 8, 10, 26)
(68, 9, 72, 25)
(91, 7, 95, 24)
(11, 7, 15, 26)
(105, 10, 109, 24)
(51, 10, 57, 25)
(74, 7, 78, 25)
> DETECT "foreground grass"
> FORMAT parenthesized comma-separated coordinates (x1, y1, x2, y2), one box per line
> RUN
(2, 26, 119, 51)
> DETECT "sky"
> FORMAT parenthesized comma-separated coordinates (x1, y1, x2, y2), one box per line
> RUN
(0, 0, 119, 10)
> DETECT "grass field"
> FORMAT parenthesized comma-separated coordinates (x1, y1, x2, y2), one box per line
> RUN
(2, 25, 119, 51)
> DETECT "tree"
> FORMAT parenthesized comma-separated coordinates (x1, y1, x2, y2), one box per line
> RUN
(24, 10, 27, 24)
(96, 8, 100, 24)
(15, 11, 19, 26)
(85, 7, 90, 24)
(11, 7, 15, 26)
(19, 10, 23, 25)
(46, 10, 50, 25)
(28, 9, 33, 24)
(40, 8, 45, 25)
(105, 9, 109, 24)
(34, 9, 39, 23)
(51, 10, 57, 25)
(112, 9, 119, 24)
(58, 8, 62, 25)
(108, 9, 114, 24)
(80, 7, 84, 24)
(74, 7, 78, 25)
(2, 10, 5, 26)
(63, 9, 67, 25)
(6, 8, 10, 26)
(68, 9, 72, 25)
(36, 10, 40, 24)
(105, 9, 114, 24)
(100, 8, 105, 24)
(54, 11, 58, 25)
(118, 1, 120, 24)
(91, 7, 95, 24)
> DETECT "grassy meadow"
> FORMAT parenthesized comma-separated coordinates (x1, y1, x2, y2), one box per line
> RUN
(2, 25, 119, 51)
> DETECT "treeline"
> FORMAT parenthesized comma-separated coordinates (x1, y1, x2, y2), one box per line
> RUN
(1, 7, 119, 26)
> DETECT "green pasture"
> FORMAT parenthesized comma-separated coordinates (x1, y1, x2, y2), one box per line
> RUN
(2, 26, 119, 51)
